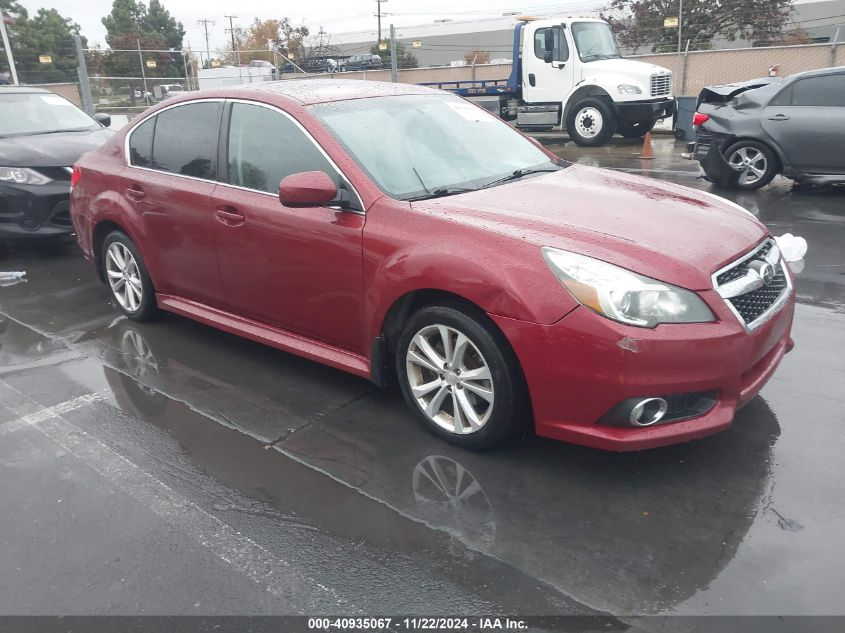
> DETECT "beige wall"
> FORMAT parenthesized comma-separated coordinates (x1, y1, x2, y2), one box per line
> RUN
(28, 82, 82, 106)
(281, 43, 843, 96)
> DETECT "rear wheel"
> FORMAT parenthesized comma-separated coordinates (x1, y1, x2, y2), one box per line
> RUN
(566, 97, 616, 147)
(396, 304, 528, 450)
(102, 231, 158, 321)
(723, 140, 778, 190)
(617, 120, 655, 138)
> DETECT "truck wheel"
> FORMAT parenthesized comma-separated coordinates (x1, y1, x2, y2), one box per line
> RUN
(566, 98, 615, 147)
(617, 120, 655, 139)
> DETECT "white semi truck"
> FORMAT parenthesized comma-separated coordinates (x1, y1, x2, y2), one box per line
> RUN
(423, 16, 675, 146)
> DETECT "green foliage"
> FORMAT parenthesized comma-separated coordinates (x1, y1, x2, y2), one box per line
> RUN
(100, 0, 186, 78)
(1, 0, 86, 83)
(602, 0, 795, 53)
(370, 39, 418, 70)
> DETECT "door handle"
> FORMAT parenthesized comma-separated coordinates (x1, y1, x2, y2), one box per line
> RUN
(528, 73, 536, 87)
(215, 208, 245, 227)
(768, 114, 790, 121)
(125, 185, 145, 201)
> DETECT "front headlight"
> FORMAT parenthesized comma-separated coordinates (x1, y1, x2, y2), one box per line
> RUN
(0, 167, 52, 185)
(542, 247, 714, 328)
(617, 84, 642, 95)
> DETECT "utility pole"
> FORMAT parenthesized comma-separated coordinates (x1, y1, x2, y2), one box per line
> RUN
(0, 9, 19, 85)
(225, 14, 238, 65)
(375, 0, 388, 43)
(677, 0, 683, 54)
(197, 18, 214, 68)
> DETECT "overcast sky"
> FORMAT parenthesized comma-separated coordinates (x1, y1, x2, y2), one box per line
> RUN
(18, 0, 611, 51)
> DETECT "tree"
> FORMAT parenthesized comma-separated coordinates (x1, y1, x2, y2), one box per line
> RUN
(101, 0, 185, 77)
(371, 40, 418, 69)
(463, 49, 491, 65)
(1, 1, 86, 83)
(601, 0, 794, 53)
(228, 17, 309, 65)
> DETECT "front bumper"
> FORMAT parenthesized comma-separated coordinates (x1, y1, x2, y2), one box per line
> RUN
(492, 281, 795, 451)
(614, 98, 675, 125)
(0, 180, 74, 239)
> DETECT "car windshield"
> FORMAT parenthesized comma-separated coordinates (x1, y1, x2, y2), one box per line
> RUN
(310, 94, 564, 200)
(0, 92, 98, 138)
(572, 22, 621, 61)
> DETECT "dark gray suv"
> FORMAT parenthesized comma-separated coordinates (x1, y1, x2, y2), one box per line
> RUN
(686, 66, 845, 190)
(340, 54, 383, 72)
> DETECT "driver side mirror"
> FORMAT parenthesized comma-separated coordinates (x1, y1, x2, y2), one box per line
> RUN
(94, 112, 111, 128)
(543, 51, 553, 64)
(279, 171, 338, 207)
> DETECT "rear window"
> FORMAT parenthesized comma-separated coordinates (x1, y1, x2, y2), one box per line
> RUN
(128, 116, 155, 167)
(151, 101, 222, 179)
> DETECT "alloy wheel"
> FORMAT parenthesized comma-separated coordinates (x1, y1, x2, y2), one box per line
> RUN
(405, 324, 495, 435)
(106, 242, 144, 312)
(575, 106, 603, 138)
(728, 146, 768, 186)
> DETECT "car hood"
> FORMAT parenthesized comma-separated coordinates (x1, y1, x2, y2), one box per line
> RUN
(0, 128, 114, 167)
(412, 165, 768, 291)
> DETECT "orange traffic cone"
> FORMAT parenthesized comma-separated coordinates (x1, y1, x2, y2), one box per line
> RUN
(638, 131, 655, 159)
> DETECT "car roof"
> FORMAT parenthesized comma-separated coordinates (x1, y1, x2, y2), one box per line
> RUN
(788, 65, 845, 81)
(226, 79, 441, 105)
(0, 86, 49, 94)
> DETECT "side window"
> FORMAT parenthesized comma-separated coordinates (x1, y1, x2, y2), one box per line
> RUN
(533, 27, 569, 62)
(128, 116, 155, 167)
(769, 85, 793, 107)
(226, 102, 337, 195)
(151, 101, 222, 179)
(790, 75, 845, 107)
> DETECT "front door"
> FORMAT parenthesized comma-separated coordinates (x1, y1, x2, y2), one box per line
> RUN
(762, 72, 845, 174)
(211, 101, 366, 353)
(521, 23, 575, 105)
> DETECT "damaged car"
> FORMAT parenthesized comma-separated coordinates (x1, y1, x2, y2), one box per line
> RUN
(684, 67, 845, 190)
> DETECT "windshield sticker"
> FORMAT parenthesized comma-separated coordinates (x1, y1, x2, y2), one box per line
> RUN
(446, 101, 497, 123)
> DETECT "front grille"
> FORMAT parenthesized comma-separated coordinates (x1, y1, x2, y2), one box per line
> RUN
(650, 73, 672, 97)
(714, 239, 789, 328)
(728, 265, 788, 323)
(716, 242, 773, 285)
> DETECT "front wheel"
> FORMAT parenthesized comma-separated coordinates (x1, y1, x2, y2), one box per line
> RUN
(396, 304, 528, 450)
(566, 97, 616, 147)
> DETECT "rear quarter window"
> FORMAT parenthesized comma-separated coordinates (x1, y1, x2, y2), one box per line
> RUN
(128, 116, 155, 167)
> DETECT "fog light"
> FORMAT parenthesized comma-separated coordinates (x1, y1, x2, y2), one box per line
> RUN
(20, 218, 40, 231)
(629, 398, 668, 426)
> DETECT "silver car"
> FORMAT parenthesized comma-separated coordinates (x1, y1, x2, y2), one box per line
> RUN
(686, 66, 845, 190)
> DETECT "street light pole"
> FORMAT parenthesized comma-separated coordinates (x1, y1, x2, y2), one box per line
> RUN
(0, 9, 19, 85)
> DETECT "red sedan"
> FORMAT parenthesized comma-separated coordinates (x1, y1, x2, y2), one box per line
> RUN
(69, 80, 795, 451)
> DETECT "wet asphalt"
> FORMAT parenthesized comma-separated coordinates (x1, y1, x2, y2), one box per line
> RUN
(0, 136, 843, 618)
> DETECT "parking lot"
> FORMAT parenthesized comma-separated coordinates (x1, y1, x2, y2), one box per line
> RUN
(1, 135, 843, 619)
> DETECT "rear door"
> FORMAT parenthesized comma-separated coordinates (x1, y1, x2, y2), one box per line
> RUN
(210, 100, 366, 352)
(122, 100, 226, 306)
(762, 73, 845, 174)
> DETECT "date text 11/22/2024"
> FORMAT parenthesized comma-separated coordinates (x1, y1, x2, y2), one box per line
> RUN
(307, 617, 528, 630)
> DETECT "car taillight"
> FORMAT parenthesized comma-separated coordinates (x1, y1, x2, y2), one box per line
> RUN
(693, 112, 709, 127)
(70, 164, 81, 189)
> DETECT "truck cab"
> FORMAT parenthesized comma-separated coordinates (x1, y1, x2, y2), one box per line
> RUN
(513, 17, 674, 145)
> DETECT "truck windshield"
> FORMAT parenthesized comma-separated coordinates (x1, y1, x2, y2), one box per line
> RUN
(310, 94, 564, 201)
(571, 22, 621, 62)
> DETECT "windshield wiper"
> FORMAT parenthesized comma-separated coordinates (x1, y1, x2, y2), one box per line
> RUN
(406, 187, 477, 201)
(481, 166, 561, 190)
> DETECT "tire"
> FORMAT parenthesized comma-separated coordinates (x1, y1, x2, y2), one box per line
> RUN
(617, 120, 655, 139)
(566, 97, 616, 147)
(101, 231, 158, 321)
(395, 303, 528, 450)
(722, 140, 778, 190)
